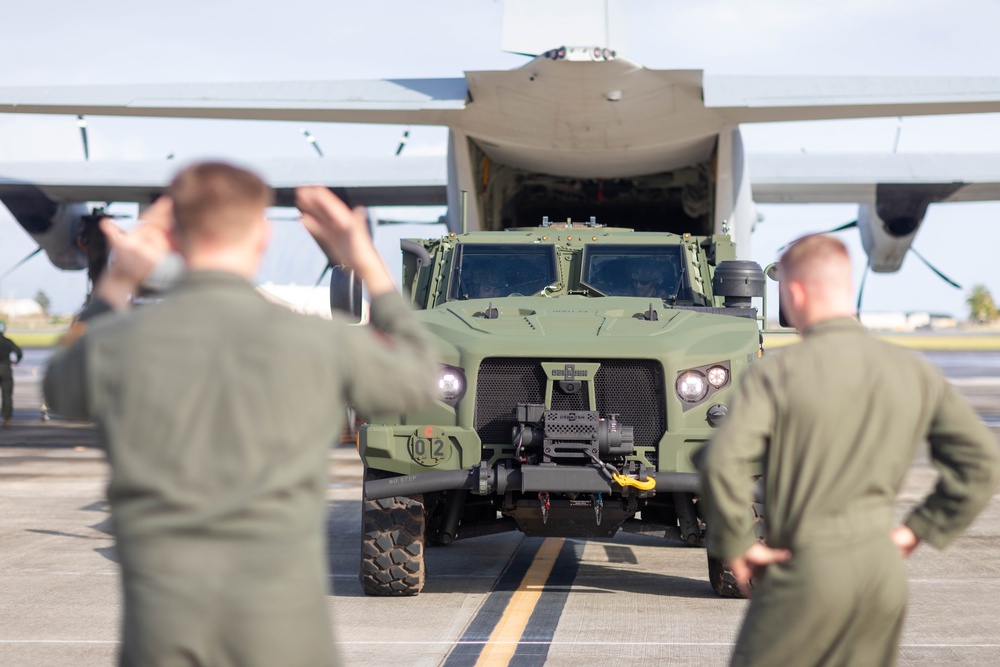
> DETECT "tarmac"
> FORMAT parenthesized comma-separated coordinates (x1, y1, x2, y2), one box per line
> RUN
(1, 349, 999, 666)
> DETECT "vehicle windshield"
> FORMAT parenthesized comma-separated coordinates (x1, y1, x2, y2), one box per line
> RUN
(581, 245, 691, 301)
(449, 244, 559, 300)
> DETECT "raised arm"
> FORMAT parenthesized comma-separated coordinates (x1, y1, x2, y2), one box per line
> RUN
(295, 186, 437, 414)
(44, 197, 174, 421)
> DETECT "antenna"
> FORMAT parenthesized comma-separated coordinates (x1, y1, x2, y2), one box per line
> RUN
(395, 127, 410, 156)
(77, 115, 89, 160)
(461, 189, 468, 235)
(301, 129, 324, 157)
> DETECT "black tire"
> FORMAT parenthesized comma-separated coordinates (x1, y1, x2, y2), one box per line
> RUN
(707, 499, 765, 599)
(359, 477, 426, 596)
(707, 555, 750, 598)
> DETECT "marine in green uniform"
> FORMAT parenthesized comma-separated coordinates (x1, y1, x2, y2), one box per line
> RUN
(699, 235, 1000, 667)
(44, 163, 438, 667)
(0, 320, 23, 428)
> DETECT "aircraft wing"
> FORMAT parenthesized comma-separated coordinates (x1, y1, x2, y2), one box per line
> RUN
(749, 153, 1000, 203)
(705, 75, 1000, 123)
(0, 157, 447, 207)
(749, 152, 1000, 273)
(4, 75, 1000, 128)
(0, 79, 467, 125)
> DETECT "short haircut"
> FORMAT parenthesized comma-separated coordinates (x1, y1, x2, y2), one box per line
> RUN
(168, 162, 273, 243)
(779, 234, 851, 283)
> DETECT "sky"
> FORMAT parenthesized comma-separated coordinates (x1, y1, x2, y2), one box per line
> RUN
(2, 0, 1000, 317)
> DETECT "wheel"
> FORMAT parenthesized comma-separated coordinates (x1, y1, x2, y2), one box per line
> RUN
(706, 500, 765, 599)
(359, 471, 426, 596)
(707, 555, 750, 598)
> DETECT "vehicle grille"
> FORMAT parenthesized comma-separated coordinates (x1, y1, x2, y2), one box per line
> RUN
(474, 357, 666, 450)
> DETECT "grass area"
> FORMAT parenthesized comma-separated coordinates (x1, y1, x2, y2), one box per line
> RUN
(764, 331, 1000, 351)
(7, 330, 66, 348)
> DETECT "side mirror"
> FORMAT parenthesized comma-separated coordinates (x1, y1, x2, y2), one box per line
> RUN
(764, 263, 790, 328)
(329, 264, 363, 323)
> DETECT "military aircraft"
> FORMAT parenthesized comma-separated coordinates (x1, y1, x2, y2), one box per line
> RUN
(3, 0, 1000, 310)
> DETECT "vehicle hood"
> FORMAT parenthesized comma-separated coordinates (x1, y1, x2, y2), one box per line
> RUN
(418, 296, 759, 363)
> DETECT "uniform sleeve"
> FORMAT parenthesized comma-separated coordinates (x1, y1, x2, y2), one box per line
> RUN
(698, 362, 776, 559)
(904, 376, 1000, 549)
(10, 338, 22, 362)
(44, 338, 91, 421)
(42, 297, 116, 422)
(339, 291, 438, 415)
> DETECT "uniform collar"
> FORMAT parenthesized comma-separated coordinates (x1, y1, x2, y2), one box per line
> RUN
(802, 316, 864, 338)
(172, 270, 256, 292)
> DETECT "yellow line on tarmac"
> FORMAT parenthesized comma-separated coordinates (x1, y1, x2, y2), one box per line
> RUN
(475, 537, 565, 667)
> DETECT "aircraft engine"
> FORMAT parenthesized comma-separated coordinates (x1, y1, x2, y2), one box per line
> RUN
(0, 184, 88, 270)
(857, 183, 962, 273)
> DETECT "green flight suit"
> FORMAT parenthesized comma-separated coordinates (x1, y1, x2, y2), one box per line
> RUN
(44, 271, 438, 667)
(699, 317, 1000, 667)
(0, 332, 23, 421)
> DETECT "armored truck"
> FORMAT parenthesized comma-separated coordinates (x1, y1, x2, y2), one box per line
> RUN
(357, 219, 766, 597)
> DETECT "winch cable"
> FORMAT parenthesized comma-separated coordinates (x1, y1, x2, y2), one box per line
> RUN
(587, 451, 656, 491)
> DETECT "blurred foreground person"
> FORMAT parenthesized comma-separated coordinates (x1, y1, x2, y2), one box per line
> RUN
(45, 162, 437, 667)
(0, 320, 23, 428)
(699, 234, 1000, 667)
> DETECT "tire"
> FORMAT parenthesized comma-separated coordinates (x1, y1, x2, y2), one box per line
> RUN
(707, 499, 765, 599)
(707, 555, 750, 598)
(359, 474, 426, 596)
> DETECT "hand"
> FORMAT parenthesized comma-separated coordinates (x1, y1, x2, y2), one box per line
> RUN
(891, 525, 920, 559)
(295, 186, 394, 296)
(730, 542, 793, 596)
(96, 197, 174, 308)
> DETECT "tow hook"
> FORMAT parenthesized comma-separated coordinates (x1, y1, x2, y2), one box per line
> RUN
(539, 491, 551, 524)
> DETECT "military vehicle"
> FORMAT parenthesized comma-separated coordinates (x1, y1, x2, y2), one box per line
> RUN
(354, 218, 766, 597)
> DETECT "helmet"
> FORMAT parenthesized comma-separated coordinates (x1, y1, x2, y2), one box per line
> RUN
(0, 321, 6, 334)
(630, 266, 660, 284)
(470, 266, 506, 287)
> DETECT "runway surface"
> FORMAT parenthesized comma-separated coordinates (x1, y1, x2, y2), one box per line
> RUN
(1, 349, 999, 666)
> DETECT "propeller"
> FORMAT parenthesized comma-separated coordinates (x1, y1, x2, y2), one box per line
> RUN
(909, 247, 962, 290)
(856, 259, 870, 313)
(314, 263, 331, 288)
(78, 205, 131, 288)
(775, 220, 857, 254)
(1, 247, 44, 281)
(773, 218, 960, 314)
(854, 245, 961, 314)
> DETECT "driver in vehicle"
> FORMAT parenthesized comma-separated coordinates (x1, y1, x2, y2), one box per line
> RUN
(469, 266, 507, 298)
(628, 265, 666, 298)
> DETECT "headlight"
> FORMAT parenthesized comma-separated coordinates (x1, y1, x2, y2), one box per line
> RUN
(437, 366, 466, 403)
(675, 371, 708, 403)
(706, 365, 729, 388)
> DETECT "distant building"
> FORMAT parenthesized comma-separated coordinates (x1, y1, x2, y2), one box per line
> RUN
(256, 284, 332, 319)
(859, 311, 957, 332)
(0, 298, 44, 319)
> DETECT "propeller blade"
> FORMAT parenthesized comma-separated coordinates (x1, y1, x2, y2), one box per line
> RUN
(777, 220, 857, 253)
(314, 263, 331, 288)
(856, 260, 869, 314)
(909, 247, 962, 290)
(1, 247, 44, 280)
